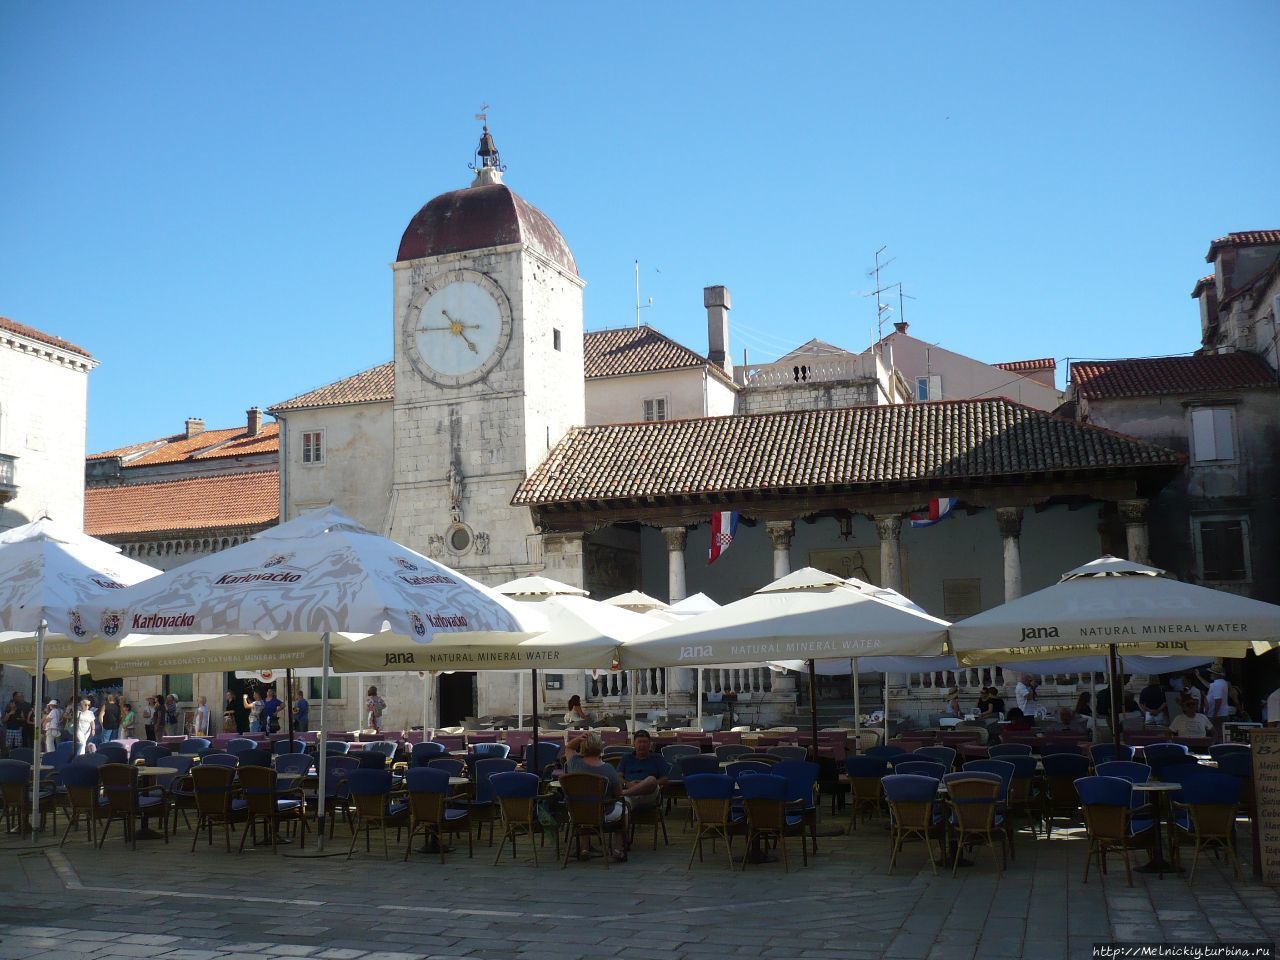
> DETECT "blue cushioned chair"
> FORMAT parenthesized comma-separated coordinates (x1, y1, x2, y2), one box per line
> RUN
(894, 760, 947, 781)
(1145, 743, 1195, 781)
(1075, 775, 1155, 887)
(200, 753, 239, 770)
(943, 771, 1006, 876)
(237, 748, 273, 769)
(989, 743, 1033, 758)
(913, 746, 957, 769)
(738, 773, 807, 872)
(685, 773, 742, 870)
(680, 754, 722, 777)
(96, 743, 129, 765)
(411, 741, 447, 766)
(1042, 753, 1090, 836)
(323, 740, 351, 755)
(427, 756, 466, 778)
(344, 768, 401, 860)
(226, 737, 258, 756)
(1169, 770, 1241, 882)
(1089, 743, 1136, 766)
(661, 743, 700, 765)
(403, 767, 471, 862)
(272, 738, 308, 755)
(1209, 743, 1250, 762)
(845, 755, 888, 831)
(725, 760, 771, 783)
(490, 770, 550, 865)
(770, 759, 820, 853)
(59, 761, 105, 846)
(524, 741, 561, 778)
(882, 773, 945, 875)
(175, 738, 211, 756)
(866, 745, 908, 761)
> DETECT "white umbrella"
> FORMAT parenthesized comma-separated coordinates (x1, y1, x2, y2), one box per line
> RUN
(77, 506, 542, 851)
(621, 568, 950, 748)
(495, 577, 659, 764)
(0, 518, 160, 840)
(663, 593, 722, 729)
(949, 555, 1280, 749)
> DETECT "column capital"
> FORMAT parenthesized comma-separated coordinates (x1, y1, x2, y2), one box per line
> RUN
(874, 514, 902, 541)
(995, 506, 1024, 540)
(765, 520, 794, 550)
(1118, 498, 1149, 525)
(662, 526, 688, 552)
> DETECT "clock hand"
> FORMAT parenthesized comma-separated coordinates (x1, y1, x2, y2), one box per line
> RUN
(440, 309, 481, 331)
(457, 330, 479, 354)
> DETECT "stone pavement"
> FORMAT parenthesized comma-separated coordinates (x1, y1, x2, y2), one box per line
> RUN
(0, 808, 1276, 960)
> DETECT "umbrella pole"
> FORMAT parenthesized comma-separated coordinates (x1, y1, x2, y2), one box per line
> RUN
(422, 673, 429, 735)
(530, 669, 539, 778)
(31, 622, 44, 842)
(808, 660, 819, 761)
(1108, 643, 1123, 755)
(286, 668, 295, 752)
(852, 658, 861, 753)
(696, 667, 703, 731)
(316, 632, 330, 851)
(517, 675, 524, 729)
(883, 673, 890, 746)
(629, 671, 636, 736)
(71, 656, 79, 715)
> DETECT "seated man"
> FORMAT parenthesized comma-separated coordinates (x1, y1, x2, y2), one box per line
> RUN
(617, 729, 666, 812)
(1168, 698, 1214, 739)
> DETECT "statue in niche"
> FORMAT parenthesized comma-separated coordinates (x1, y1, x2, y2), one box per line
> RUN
(446, 462, 464, 522)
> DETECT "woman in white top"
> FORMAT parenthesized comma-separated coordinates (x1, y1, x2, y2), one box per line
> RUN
(563, 695, 589, 725)
(365, 686, 386, 733)
(75, 699, 95, 755)
(194, 696, 210, 737)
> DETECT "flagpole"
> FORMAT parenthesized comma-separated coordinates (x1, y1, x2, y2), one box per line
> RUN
(316, 632, 330, 851)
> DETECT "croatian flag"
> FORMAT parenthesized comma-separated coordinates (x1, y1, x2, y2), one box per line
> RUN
(708, 511, 739, 564)
(909, 498, 957, 528)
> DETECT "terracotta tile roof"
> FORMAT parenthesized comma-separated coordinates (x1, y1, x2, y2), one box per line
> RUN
(0, 316, 93, 360)
(88, 422, 279, 467)
(85, 470, 279, 538)
(513, 398, 1181, 507)
(994, 358, 1056, 374)
(269, 362, 395, 411)
(1071, 353, 1278, 400)
(584, 326, 712, 379)
(1191, 274, 1216, 297)
(1206, 231, 1280, 260)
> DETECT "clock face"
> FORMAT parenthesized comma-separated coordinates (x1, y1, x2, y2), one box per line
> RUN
(404, 270, 512, 387)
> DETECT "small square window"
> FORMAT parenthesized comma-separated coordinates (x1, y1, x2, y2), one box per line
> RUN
(301, 431, 324, 465)
(553, 328, 562, 351)
(916, 377, 930, 401)
(643, 397, 668, 422)
(307, 676, 342, 701)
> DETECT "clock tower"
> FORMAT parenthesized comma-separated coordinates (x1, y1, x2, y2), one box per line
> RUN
(388, 127, 585, 586)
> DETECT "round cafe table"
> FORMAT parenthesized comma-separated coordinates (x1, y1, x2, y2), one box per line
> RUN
(1131, 781, 1183, 874)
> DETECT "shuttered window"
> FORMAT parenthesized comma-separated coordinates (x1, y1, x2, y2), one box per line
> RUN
(1198, 518, 1247, 581)
(1190, 407, 1235, 462)
(643, 397, 668, 422)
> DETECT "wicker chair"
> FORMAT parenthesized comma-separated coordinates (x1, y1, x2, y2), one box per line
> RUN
(684, 773, 742, 870)
(882, 773, 945, 875)
(491, 770, 551, 865)
(402, 767, 472, 863)
(943, 772, 1006, 877)
(559, 772, 625, 868)
(237, 764, 308, 854)
(189, 764, 244, 853)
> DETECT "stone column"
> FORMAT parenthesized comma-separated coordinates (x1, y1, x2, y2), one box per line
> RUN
(995, 507, 1024, 602)
(874, 514, 904, 592)
(765, 520, 794, 580)
(1119, 498, 1151, 564)
(662, 526, 688, 603)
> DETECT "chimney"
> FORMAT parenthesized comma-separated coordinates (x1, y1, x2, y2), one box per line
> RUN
(246, 407, 263, 437)
(893, 321, 909, 335)
(184, 418, 205, 438)
(703, 285, 732, 376)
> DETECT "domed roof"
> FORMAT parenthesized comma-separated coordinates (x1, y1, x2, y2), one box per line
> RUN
(396, 179, 577, 277)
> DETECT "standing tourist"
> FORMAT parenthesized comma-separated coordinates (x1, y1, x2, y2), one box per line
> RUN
(261, 688, 282, 734)
(3, 693, 27, 756)
(75, 699, 95, 755)
(1015, 675, 1039, 714)
(120, 701, 136, 740)
(42, 699, 62, 752)
(1205, 669, 1231, 742)
(164, 694, 179, 739)
(142, 696, 157, 741)
(193, 696, 210, 737)
(100, 694, 121, 744)
(365, 686, 386, 733)
(293, 688, 309, 732)
(246, 689, 264, 733)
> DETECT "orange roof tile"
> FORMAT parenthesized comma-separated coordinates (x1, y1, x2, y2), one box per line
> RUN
(0, 316, 93, 359)
(1206, 231, 1280, 261)
(584, 326, 711, 379)
(85, 471, 279, 538)
(1071, 353, 1278, 400)
(993, 358, 1056, 374)
(270, 362, 395, 412)
(88, 422, 279, 467)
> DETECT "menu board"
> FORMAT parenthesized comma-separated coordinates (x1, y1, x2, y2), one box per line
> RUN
(1250, 728, 1280, 884)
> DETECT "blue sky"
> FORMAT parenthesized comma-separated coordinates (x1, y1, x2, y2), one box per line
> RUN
(2, 3, 1278, 452)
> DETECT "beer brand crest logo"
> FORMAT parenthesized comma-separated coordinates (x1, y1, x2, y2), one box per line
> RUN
(395, 557, 419, 572)
(68, 610, 86, 638)
(90, 577, 124, 590)
(263, 554, 291, 569)
(409, 612, 427, 637)
(101, 611, 122, 638)
(260, 670, 274, 681)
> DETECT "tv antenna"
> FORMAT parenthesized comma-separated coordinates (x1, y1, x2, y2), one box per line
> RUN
(634, 259, 654, 327)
